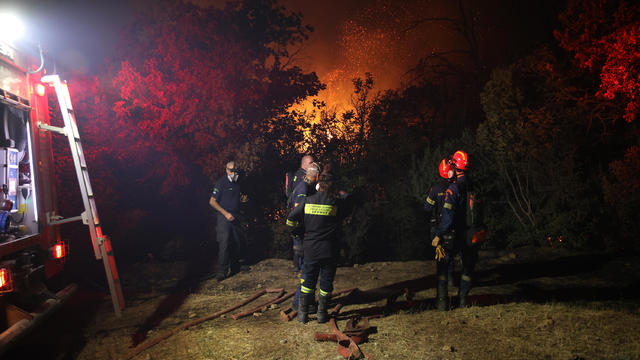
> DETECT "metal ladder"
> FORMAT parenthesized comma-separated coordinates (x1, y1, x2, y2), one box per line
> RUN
(37, 74, 125, 316)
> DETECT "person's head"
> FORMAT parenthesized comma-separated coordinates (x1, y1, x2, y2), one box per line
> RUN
(317, 172, 334, 193)
(450, 150, 469, 175)
(301, 155, 314, 171)
(225, 160, 239, 182)
(304, 162, 321, 184)
(439, 157, 454, 180)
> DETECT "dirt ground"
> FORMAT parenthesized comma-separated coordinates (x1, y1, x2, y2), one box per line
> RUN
(5, 246, 640, 360)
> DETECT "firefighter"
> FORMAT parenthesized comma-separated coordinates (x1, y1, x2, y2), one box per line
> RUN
(286, 172, 344, 324)
(293, 155, 314, 192)
(431, 150, 477, 310)
(424, 158, 456, 286)
(288, 162, 321, 311)
(287, 154, 315, 271)
(209, 160, 248, 281)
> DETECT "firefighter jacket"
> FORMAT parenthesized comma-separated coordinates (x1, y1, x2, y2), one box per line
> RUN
(286, 190, 343, 262)
(292, 168, 306, 191)
(289, 180, 314, 211)
(424, 180, 449, 223)
(435, 175, 468, 238)
(287, 180, 315, 237)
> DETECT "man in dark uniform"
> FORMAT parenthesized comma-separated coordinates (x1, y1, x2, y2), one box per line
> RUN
(288, 162, 320, 270)
(431, 150, 477, 310)
(288, 163, 321, 311)
(287, 155, 315, 270)
(287, 172, 343, 324)
(294, 155, 314, 188)
(209, 160, 246, 281)
(424, 158, 456, 286)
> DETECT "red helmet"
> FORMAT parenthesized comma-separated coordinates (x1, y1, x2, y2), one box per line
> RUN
(438, 158, 453, 179)
(451, 150, 469, 171)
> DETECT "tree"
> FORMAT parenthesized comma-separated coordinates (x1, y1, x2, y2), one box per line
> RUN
(555, 0, 640, 123)
(478, 48, 610, 247)
(106, 0, 322, 193)
(62, 0, 323, 260)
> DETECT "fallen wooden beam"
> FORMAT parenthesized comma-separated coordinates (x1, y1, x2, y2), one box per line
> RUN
(231, 289, 292, 320)
(122, 288, 273, 360)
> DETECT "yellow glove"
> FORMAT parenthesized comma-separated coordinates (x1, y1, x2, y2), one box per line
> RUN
(435, 245, 446, 262)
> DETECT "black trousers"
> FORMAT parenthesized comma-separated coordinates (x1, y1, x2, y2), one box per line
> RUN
(437, 234, 478, 283)
(216, 214, 240, 277)
(301, 258, 337, 297)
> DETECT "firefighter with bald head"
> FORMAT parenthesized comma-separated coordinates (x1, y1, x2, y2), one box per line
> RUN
(286, 171, 345, 324)
(288, 162, 321, 312)
(431, 150, 477, 310)
(209, 159, 248, 281)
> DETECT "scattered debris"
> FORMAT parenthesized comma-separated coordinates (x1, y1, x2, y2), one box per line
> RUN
(442, 345, 455, 352)
(122, 288, 292, 360)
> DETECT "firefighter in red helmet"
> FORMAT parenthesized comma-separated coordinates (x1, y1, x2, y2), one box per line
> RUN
(424, 158, 456, 287)
(431, 150, 478, 310)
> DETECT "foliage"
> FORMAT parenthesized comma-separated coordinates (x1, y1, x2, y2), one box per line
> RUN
(478, 49, 599, 247)
(603, 146, 640, 249)
(62, 0, 323, 260)
(59, 0, 640, 263)
(110, 0, 322, 191)
(555, 0, 640, 123)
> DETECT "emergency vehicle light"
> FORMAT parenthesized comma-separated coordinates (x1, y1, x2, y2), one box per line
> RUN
(0, 12, 25, 42)
(0, 268, 13, 293)
(49, 242, 66, 260)
(35, 83, 46, 97)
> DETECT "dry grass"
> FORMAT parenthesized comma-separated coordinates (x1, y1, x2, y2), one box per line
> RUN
(66, 251, 640, 360)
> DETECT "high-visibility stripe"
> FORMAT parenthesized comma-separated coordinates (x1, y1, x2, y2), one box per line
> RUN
(438, 275, 447, 281)
(443, 203, 453, 209)
(461, 274, 472, 282)
(304, 203, 337, 216)
(301, 285, 314, 294)
(426, 197, 436, 205)
(319, 289, 330, 297)
(297, 193, 306, 198)
(286, 219, 300, 227)
(300, 278, 305, 284)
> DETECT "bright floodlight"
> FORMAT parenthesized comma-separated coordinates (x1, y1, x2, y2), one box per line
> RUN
(0, 11, 25, 42)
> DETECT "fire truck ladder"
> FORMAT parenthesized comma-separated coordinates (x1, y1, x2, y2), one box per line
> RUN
(37, 74, 124, 317)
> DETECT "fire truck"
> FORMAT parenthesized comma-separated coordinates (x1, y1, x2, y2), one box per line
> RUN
(0, 16, 124, 353)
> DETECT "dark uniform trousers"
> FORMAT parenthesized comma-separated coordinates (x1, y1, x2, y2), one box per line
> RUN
(435, 175, 477, 305)
(217, 214, 241, 277)
(301, 258, 337, 297)
(437, 233, 478, 299)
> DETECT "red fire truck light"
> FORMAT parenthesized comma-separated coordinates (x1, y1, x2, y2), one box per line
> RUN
(52, 243, 65, 259)
(35, 83, 46, 97)
(0, 268, 12, 293)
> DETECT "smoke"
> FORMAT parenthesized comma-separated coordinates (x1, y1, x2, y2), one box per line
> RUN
(286, 0, 466, 114)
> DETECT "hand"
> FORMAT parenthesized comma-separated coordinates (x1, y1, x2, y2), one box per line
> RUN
(431, 236, 441, 247)
(224, 212, 235, 222)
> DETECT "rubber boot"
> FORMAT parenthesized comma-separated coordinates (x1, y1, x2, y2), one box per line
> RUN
(436, 279, 448, 311)
(317, 294, 330, 323)
(297, 292, 310, 323)
(448, 264, 455, 288)
(308, 300, 317, 314)
(458, 275, 471, 308)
